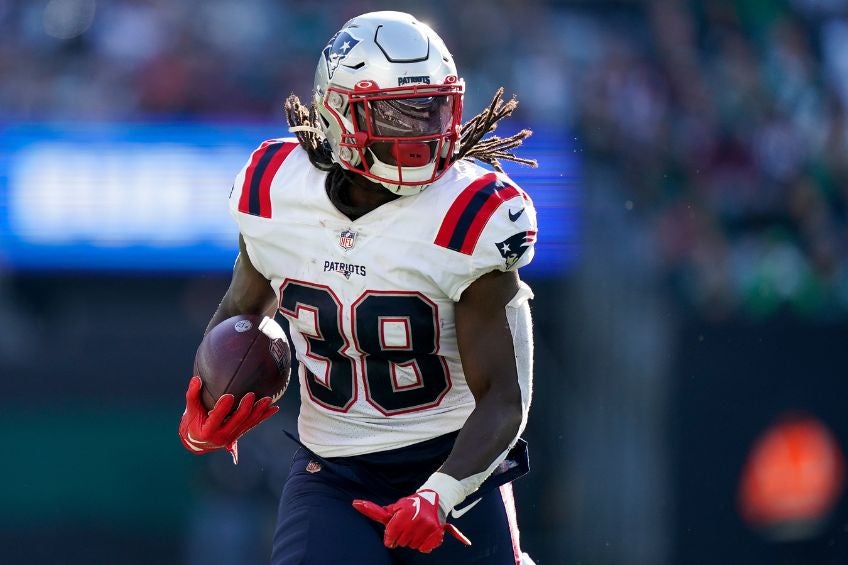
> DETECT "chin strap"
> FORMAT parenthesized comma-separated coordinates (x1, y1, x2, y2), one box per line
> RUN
(367, 151, 433, 195)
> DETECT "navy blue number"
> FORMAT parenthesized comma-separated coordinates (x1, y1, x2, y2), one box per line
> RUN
(280, 284, 450, 413)
(279, 281, 354, 411)
(354, 292, 450, 414)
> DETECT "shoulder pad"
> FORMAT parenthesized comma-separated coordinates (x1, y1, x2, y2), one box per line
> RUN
(434, 172, 535, 261)
(433, 171, 536, 299)
(233, 139, 299, 218)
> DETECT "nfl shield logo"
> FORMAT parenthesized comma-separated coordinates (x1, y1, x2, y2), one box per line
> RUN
(339, 228, 357, 250)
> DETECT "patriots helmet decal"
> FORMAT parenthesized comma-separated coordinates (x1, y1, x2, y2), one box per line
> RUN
(323, 30, 360, 79)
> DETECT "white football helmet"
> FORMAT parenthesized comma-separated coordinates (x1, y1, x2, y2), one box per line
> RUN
(312, 11, 465, 195)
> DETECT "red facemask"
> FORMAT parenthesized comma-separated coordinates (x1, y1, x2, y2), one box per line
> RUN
(323, 77, 464, 187)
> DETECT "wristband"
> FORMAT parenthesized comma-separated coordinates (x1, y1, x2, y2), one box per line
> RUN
(418, 472, 468, 517)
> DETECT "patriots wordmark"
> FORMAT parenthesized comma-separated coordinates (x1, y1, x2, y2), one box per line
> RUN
(323, 260, 367, 279)
(398, 75, 431, 86)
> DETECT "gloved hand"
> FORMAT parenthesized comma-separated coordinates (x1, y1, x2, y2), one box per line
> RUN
(353, 490, 471, 553)
(178, 376, 279, 464)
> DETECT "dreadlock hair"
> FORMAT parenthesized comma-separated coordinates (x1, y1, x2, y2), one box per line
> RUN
(283, 87, 537, 197)
(454, 88, 537, 171)
(284, 95, 335, 171)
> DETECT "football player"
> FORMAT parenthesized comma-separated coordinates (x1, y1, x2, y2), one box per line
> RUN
(179, 11, 538, 564)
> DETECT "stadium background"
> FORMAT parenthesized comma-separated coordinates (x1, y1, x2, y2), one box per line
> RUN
(1, 0, 847, 563)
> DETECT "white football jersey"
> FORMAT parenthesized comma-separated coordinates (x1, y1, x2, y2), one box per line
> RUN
(229, 139, 537, 457)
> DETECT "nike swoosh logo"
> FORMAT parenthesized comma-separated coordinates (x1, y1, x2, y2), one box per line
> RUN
(411, 497, 421, 520)
(450, 498, 481, 519)
(186, 433, 211, 445)
(508, 208, 524, 222)
(185, 433, 209, 451)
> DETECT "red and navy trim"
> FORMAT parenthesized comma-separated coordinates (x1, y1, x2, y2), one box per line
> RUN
(434, 173, 521, 255)
(238, 140, 297, 218)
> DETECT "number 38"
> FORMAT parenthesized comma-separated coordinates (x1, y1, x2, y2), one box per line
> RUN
(279, 280, 451, 415)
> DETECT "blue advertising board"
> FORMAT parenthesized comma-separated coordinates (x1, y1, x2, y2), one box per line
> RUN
(0, 122, 579, 275)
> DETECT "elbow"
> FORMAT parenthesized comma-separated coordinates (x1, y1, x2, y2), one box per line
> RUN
(507, 402, 525, 437)
(471, 370, 528, 439)
(496, 391, 525, 438)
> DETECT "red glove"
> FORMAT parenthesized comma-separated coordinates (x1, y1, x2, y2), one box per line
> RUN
(353, 490, 471, 553)
(178, 376, 279, 464)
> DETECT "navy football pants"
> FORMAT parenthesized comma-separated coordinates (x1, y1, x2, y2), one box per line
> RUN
(271, 446, 521, 564)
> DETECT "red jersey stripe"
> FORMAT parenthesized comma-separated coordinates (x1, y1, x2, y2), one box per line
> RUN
(258, 142, 297, 218)
(238, 140, 277, 215)
(238, 140, 298, 217)
(434, 173, 499, 248)
(460, 183, 520, 254)
(435, 173, 521, 255)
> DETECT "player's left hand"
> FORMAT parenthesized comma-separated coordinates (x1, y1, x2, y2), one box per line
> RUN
(352, 490, 471, 553)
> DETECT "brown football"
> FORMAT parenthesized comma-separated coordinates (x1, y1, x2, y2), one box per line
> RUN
(193, 315, 291, 411)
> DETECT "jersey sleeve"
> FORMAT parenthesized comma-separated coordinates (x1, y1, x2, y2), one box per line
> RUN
(228, 138, 298, 219)
(228, 138, 299, 278)
(435, 172, 538, 301)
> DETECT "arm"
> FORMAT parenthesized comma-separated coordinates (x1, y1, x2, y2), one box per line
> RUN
(412, 268, 532, 516)
(178, 234, 280, 464)
(205, 234, 278, 333)
(439, 269, 525, 481)
(353, 269, 534, 552)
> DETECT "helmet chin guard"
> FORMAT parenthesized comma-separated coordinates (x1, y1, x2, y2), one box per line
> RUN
(313, 11, 465, 196)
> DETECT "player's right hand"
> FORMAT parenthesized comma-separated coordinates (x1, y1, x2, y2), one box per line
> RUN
(178, 376, 279, 465)
(353, 490, 471, 553)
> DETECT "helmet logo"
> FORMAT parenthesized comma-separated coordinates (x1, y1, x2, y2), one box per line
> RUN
(323, 30, 360, 79)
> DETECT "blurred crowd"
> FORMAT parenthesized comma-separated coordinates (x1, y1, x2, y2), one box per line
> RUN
(576, 1, 848, 320)
(0, 0, 550, 121)
(5, 0, 848, 320)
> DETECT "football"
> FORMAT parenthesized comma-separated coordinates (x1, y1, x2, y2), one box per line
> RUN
(194, 314, 291, 411)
